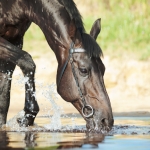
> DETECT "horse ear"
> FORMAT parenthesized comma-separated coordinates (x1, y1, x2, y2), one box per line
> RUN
(69, 19, 76, 38)
(90, 18, 101, 40)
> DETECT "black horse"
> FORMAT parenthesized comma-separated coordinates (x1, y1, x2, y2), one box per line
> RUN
(0, 0, 114, 131)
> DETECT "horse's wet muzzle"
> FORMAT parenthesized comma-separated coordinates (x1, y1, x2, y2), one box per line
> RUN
(85, 114, 114, 133)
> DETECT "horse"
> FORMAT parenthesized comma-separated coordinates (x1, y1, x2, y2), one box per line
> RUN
(0, 0, 114, 131)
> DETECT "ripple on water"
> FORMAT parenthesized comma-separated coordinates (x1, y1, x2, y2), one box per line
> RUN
(2, 113, 150, 135)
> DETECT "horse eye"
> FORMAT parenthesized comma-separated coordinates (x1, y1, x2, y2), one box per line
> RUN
(79, 68, 88, 76)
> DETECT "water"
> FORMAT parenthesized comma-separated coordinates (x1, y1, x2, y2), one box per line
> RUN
(1, 76, 150, 149)
(1, 131, 150, 150)
(0, 116, 150, 149)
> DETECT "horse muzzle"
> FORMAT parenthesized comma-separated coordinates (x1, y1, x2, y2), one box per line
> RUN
(85, 110, 114, 133)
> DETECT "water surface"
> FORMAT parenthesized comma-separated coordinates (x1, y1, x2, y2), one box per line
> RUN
(0, 116, 150, 150)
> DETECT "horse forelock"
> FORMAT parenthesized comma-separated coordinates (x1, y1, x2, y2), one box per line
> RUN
(82, 33, 103, 58)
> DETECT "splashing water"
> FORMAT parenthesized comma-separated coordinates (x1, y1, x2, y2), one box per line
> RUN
(4, 109, 45, 132)
(6, 71, 79, 131)
(5, 72, 150, 134)
(5, 110, 27, 131)
(5, 72, 64, 131)
(42, 84, 63, 130)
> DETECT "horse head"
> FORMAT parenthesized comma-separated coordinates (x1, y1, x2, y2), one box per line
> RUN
(57, 19, 114, 132)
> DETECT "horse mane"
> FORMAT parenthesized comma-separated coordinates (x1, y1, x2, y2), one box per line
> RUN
(60, 0, 102, 57)
(60, 0, 85, 32)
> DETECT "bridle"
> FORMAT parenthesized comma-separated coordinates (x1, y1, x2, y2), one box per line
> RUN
(58, 42, 94, 118)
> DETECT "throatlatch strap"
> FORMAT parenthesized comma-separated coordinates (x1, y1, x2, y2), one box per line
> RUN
(57, 54, 71, 86)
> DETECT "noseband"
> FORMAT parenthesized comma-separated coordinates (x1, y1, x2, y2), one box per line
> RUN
(58, 42, 94, 118)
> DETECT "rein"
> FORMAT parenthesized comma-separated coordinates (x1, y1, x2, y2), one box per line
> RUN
(58, 42, 94, 118)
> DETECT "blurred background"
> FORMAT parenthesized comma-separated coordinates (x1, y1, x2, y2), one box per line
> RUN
(8, 0, 150, 120)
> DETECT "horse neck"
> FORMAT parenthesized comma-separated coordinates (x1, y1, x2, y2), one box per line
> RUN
(26, 0, 72, 63)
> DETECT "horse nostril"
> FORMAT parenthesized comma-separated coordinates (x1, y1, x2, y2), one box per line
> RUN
(101, 118, 109, 127)
(100, 118, 110, 132)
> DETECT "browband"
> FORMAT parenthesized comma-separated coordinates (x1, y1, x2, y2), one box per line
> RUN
(70, 48, 86, 54)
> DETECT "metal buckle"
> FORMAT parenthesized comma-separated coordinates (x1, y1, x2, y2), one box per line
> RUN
(70, 48, 86, 54)
(82, 105, 94, 118)
(70, 48, 74, 54)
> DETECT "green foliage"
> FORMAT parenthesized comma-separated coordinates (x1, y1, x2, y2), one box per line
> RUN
(82, 0, 150, 60)
(24, 23, 45, 41)
(24, 0, 150, 60)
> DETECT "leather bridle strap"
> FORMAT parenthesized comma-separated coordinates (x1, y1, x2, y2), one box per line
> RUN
(57, 42, 94, 118)
(57, 52, 71, 87)
(57, 42, 86, 86)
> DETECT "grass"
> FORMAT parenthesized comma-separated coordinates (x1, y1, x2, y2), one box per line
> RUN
(23, 0, 150, 60)
(23, 24, 53, 59)
(81, 0, 150, 60)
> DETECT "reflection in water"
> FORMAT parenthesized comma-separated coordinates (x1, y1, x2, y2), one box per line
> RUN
(0, 131, 105, 149)
(0, 117, 150, 149)
(0, 131, 9, 149)
(0, 131, 150, 150)
(57, 133, 105, 149)
(24, 132, 37, 148)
